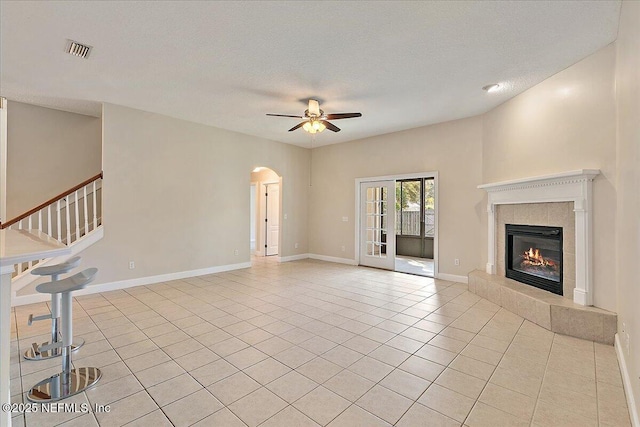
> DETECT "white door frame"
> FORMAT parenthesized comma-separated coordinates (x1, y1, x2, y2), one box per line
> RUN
(264, 181, 280, 256)
(256, 178, 283, 256)
(355, 171, 439, 278)
(250, 182, 257, 253)
(0, 98, 7, 224)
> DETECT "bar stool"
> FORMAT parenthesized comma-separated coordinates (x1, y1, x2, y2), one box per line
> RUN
(27, 268, 102, 402)
(25, 256, 85, 360)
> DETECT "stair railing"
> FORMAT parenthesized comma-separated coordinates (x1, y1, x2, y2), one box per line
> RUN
(1, 172, 103, 275)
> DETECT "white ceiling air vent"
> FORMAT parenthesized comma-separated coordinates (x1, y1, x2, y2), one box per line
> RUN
(65, 40, 92, 59)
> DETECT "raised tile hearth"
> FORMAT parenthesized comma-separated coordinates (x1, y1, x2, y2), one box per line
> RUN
(468, 270, 616, 344)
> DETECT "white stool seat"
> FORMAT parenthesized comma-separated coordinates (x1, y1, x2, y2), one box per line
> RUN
(32, 256, 81, 277)
(36, 268, 98, 295)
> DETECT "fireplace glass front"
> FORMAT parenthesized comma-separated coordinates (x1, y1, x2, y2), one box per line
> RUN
(506, 224, 563, 295)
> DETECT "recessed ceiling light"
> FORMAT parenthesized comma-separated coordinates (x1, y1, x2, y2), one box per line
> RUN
(65, 39, 92, 59)
(482, 84, 501, 93)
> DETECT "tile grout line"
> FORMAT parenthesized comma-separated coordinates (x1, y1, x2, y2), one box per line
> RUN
(214, 275, 455, 425)
(593, 340, 600, 426)
(519, 323, 553, 426)
(459, 307, 525, 426)
(385, 292, 497, 425)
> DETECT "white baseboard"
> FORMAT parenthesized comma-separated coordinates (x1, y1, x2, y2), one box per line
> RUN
(309, 254, 357, 266)
(436, 272, 469, 284)
(12, 292, 57, 306)
(12, 261, 251, 307)
(277, 254, 310, 263)
(616, 333, 639, 427)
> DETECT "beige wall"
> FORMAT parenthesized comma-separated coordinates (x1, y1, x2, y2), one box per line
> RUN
(615, 0, 640, 416)
(309, 116, 484, 277)
(74, 104, 309, 286)
(6, 101, 101, 220)
(482, 44, 618, 311)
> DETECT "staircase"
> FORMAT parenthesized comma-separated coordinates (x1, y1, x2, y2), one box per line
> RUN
(1, 173, 104, 303)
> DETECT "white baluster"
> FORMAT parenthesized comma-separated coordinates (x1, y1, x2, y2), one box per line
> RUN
(74, 190, 80, 243)
(38, 210, 42, 232)
(47, 205, 52, 235)
(57, 200, 62, 242)
(83, 185, 88, 236)
(18, 219, 22, 230)
(92, 181, 97, 229)
(65, 197, 71, 245)
(28, 215, 32, 229)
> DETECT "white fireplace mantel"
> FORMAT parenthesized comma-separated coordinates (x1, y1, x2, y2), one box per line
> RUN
(479, 169, 600, 306)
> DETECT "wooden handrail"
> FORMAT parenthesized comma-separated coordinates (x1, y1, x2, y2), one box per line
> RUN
(0, 172, 103, 229)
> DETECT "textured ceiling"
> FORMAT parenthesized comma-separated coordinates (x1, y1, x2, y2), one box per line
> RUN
(0, 1, 621, 147)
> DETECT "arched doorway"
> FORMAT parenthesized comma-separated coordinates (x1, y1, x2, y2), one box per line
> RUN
(250, 167, 281, 257)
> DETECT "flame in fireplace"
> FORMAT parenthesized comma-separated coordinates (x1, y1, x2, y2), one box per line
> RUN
(522, 247, 555, 267)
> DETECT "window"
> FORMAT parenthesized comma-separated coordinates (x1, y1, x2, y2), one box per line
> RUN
(395, 178, 435, 237)
(396, 180, 421, 236)
(424, 178, 435, 237)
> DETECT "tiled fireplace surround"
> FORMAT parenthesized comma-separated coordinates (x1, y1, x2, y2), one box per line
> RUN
(469, 170, 616, 344)
(496, 202, 575, 297)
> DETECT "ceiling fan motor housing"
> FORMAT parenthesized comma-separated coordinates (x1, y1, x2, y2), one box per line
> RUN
(304, 109, 325, 119)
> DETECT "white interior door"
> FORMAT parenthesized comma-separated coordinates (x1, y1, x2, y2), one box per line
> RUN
(359, 180, 395, 270)
(265, 183, 279, 256)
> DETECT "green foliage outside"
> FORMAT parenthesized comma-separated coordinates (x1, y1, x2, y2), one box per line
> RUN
(395, 179, 435, 211)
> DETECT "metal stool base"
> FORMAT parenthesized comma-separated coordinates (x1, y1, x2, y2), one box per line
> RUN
(27, 367, 101, 402)
(23, 338, 85, 361)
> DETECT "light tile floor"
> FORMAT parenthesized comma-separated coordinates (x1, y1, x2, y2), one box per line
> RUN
(395, 256, 434, 277)
(9, 258, 632, 426)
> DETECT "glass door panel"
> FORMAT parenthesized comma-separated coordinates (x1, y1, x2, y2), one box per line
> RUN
(360, 180, 395, 270)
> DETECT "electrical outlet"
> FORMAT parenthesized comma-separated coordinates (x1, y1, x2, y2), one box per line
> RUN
(129, 261, 135, 270)
(234, 249, 239, 256)
(342, 216, 348, 222)
(341, 245, 346, 252)
(295, 243, 299, 249)
(454, 258, 460, 266)
(284, 213, 288, 220)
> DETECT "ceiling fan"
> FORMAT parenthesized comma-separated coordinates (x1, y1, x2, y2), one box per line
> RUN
(267, 99, 362, 133)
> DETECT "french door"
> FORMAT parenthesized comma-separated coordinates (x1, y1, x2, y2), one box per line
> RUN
(359, 180, 396, 270)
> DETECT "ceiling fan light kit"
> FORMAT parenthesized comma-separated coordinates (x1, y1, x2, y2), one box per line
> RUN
(303, 120, 326, 134)
(267, 99, 362, 134)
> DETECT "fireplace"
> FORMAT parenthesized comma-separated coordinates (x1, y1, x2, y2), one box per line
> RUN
(506, 224, 563, 295)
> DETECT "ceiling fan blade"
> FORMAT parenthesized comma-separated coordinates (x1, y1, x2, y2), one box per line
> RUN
(325, 112, 362, 120)
(322, 121, 341, 132)
(288, 122, 306, 132)
(266, 114, 303, 118)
